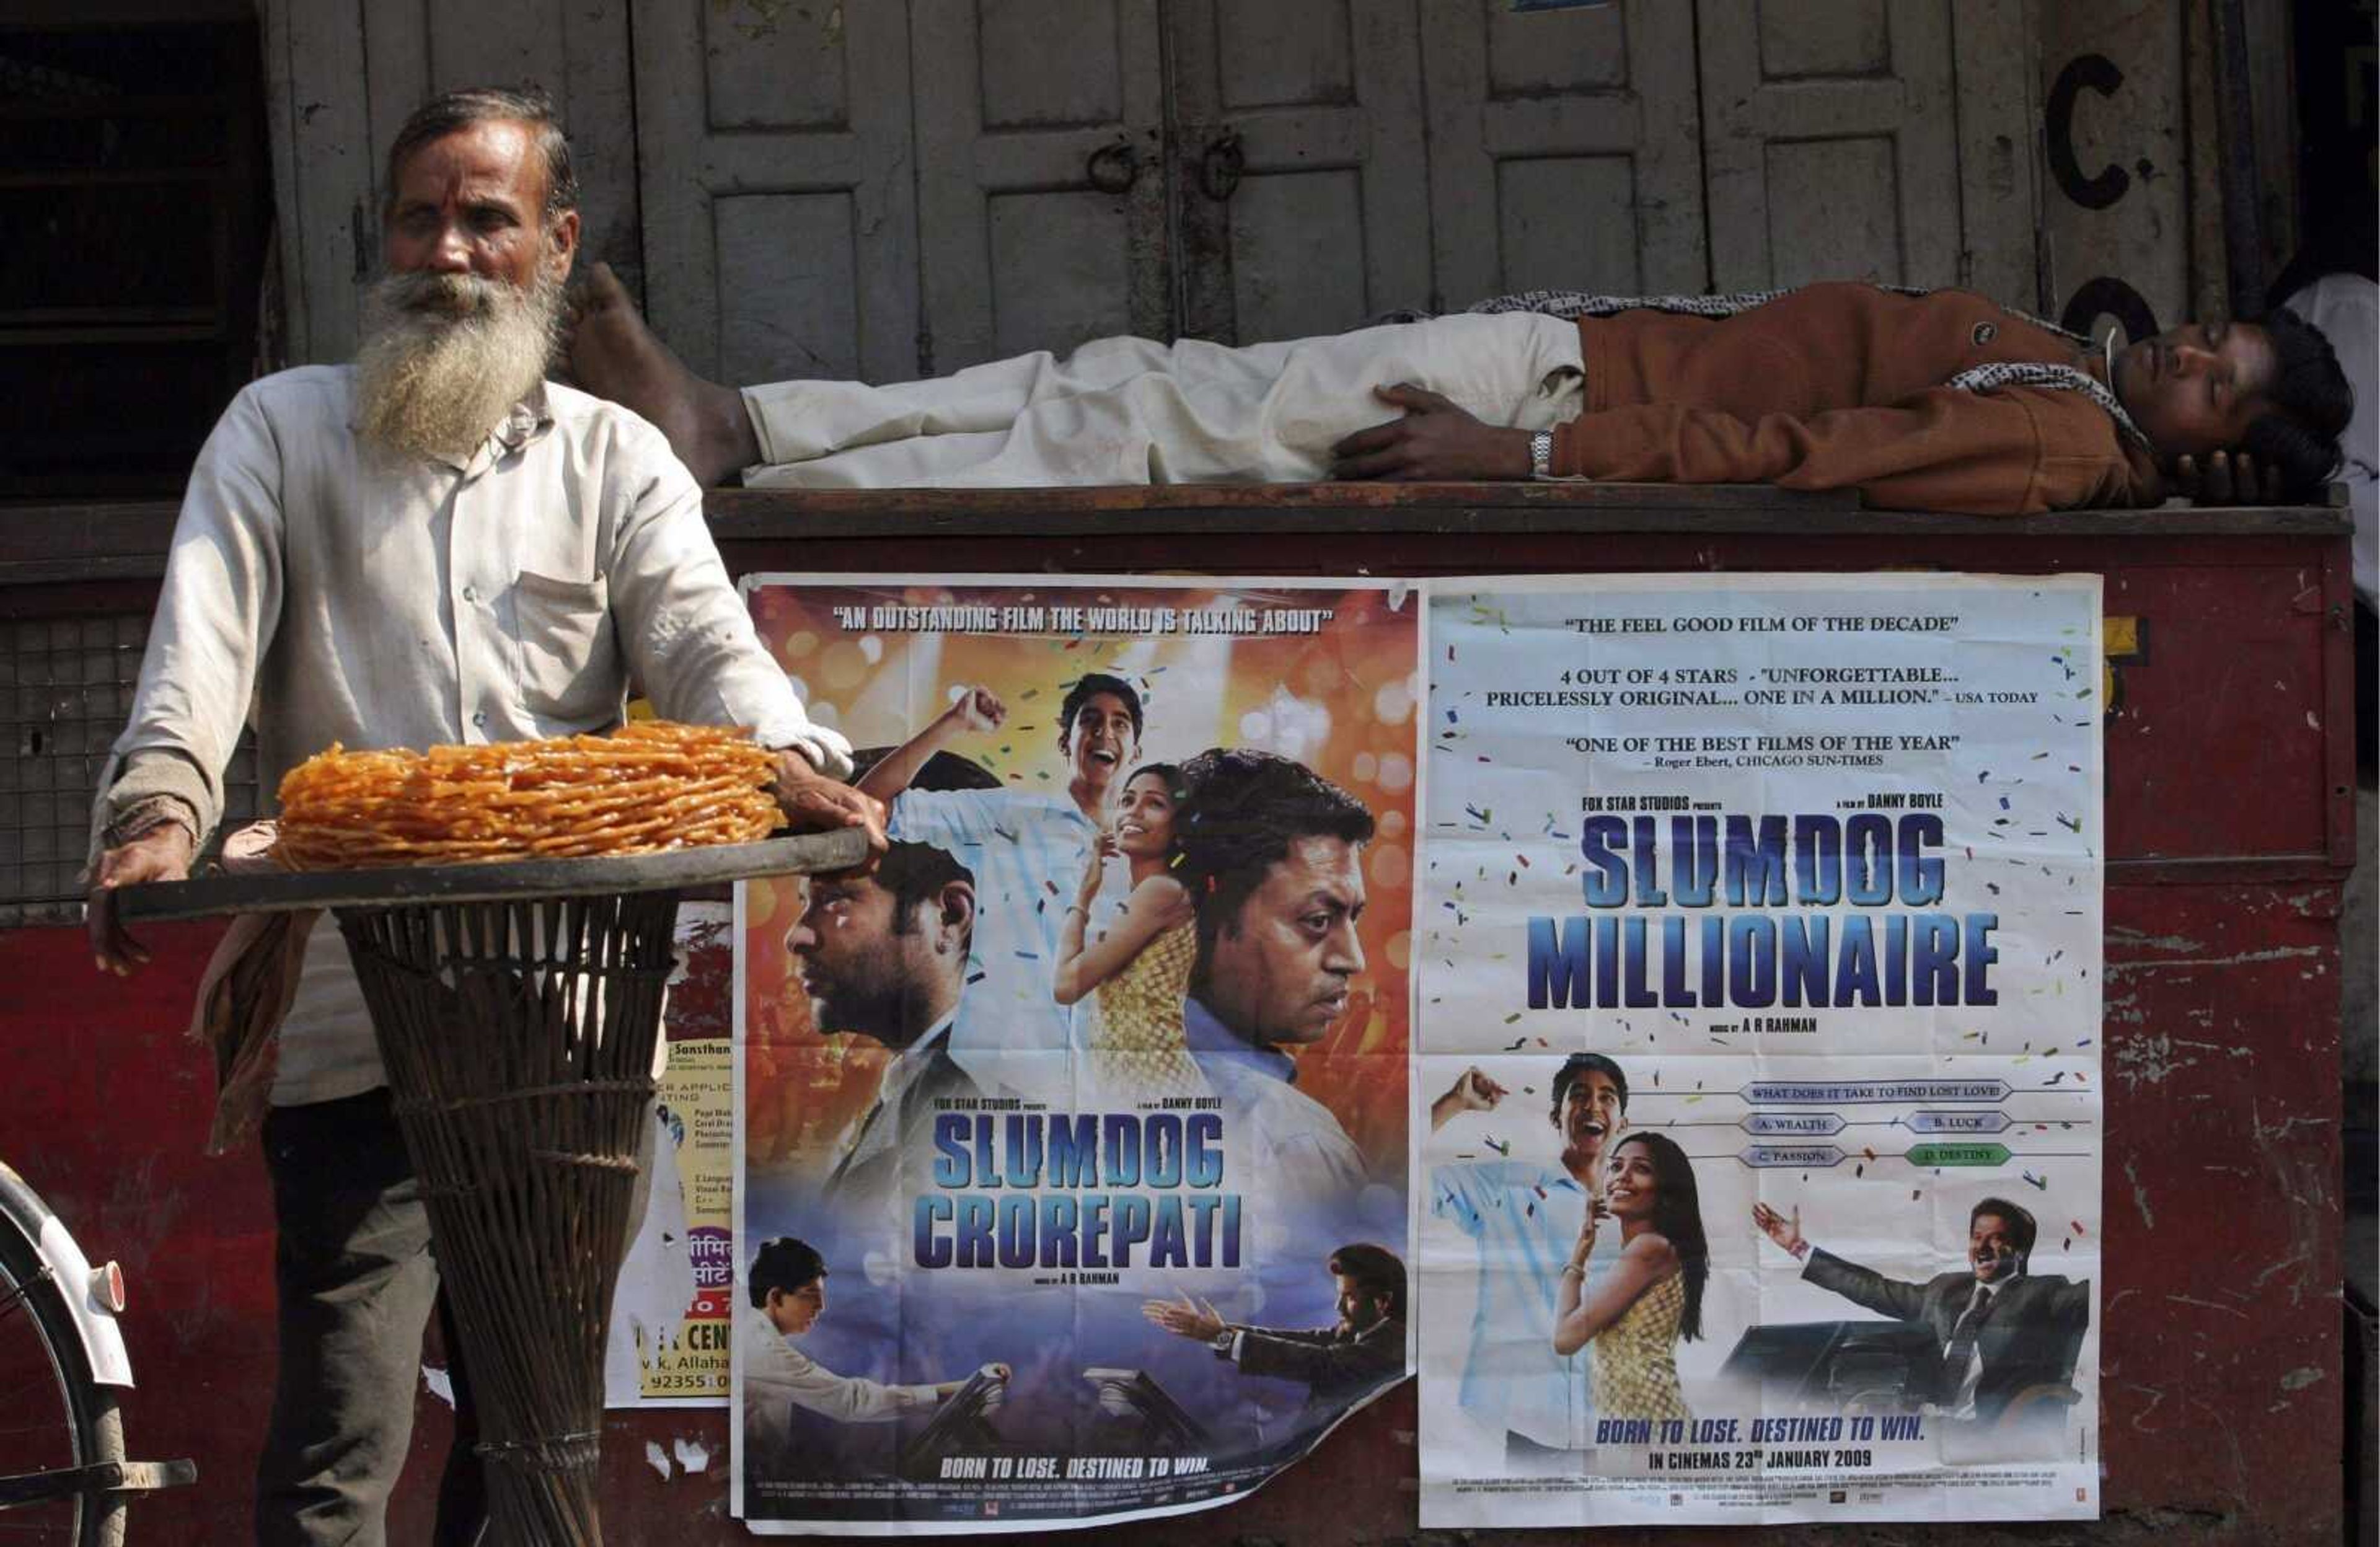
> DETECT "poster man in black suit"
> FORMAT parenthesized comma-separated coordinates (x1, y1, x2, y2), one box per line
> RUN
(785, 840, 990, 1207)
(1142, 1242, 1407, 1427)
(1753, 1197, 2089, 1423)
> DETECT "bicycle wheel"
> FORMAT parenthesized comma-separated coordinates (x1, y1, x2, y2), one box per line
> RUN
(0, 1212, 126, 1546)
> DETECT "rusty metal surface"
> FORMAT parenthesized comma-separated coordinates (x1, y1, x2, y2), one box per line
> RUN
(1, 509, 2348, 1543)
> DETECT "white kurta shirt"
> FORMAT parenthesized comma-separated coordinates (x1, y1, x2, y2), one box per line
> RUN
(2286, 275, 2377, 607)
(739, 1305, 938, 1458)
(95, 366, 851, 1104)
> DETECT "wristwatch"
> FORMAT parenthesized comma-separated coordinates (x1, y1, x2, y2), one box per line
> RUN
(1209, 1329, 1236, 1355)
(1528, 428, 1554, 479)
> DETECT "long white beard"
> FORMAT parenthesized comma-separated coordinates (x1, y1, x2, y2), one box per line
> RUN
(353, 265, 563, 462)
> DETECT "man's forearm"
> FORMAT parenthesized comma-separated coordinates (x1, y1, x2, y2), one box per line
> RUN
(1800, 1246, 1928, 1322)
(855, 710, 966, 804)
(89, 750, 216, 875)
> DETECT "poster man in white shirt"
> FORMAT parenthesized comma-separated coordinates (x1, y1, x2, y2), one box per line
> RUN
(741, 1237, 1008, 1463)
(1427, 1053, 1628, 1470)
(853, 675, 1145, 1090)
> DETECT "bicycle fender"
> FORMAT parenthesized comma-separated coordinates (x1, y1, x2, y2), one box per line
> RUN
(0, 1163, 136, 1388)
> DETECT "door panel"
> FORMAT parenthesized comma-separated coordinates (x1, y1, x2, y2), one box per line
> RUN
(1171, 0, 1430, 343)
(985, 191, 1139, 358)
(1696, 0, 1955, 290)
(712, 193, 861, 389)
(630, 0, 919, 384)
(1696, 0, 2037, 299)
(910, 0, 1167, 374)
(1419, 0, 1707, 309)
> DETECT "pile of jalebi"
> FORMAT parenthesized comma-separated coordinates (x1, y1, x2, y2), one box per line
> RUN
(273, 720, 784, 870)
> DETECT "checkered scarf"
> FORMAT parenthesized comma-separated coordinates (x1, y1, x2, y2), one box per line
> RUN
(1461, 285, 2151, 452)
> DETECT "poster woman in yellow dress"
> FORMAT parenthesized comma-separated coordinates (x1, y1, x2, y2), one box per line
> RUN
(1551, 1130, 1708, 1423)
(1054, 763, 1207, 1102)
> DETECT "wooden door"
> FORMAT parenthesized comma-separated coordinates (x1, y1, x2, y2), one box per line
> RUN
(630, 0, 921, 386)
(1417, 0, 1708, 309)
(909, 0, 1170, 374)
(1167, 0, 1431, 343)
(1693, 0, 2036, 300)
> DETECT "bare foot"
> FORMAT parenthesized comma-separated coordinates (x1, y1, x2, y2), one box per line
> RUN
(564, 263, 760, 485)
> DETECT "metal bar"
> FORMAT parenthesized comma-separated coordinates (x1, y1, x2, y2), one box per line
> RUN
(115, 829, 871, 921)
(2210, 0, 2268, 314)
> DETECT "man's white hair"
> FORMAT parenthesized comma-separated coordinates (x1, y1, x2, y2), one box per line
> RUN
(354, 261, 563, 462)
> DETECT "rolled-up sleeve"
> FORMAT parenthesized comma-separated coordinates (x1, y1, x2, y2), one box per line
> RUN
(749, 1348, 937, 1424)
(604, 429, 852, 776)
(91, 385, 288, 864)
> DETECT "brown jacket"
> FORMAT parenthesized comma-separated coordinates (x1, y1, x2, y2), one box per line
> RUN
(1553, 283, 2162, 514)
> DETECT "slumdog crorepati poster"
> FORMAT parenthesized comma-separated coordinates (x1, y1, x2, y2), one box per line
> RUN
(1416, 575, 2102, 1528)
(731, 575, 1416, 1532)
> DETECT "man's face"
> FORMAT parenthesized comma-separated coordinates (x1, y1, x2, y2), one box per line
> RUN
(382, 118, 576, 291)
(357, 118, 578, 460)
(1201, 835, 1366, 1046)
(1065, 692, 1138, 793)
(1968, 1212, 2022, 1284)
(784, 875, 917, 1042)
(1556, 1069, 1626, 1170)
(1332, 1272, 1389, 1336)
(771, 1279, 826, 1336)
(2111, 319, 2279, 469)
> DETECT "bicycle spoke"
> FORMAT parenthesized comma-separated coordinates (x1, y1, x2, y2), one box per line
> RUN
(0, 1371, 71, 1403)
(0, 1229, 105, 1547)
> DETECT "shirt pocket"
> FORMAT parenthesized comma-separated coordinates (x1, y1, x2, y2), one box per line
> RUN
(511, 570, 620, 725)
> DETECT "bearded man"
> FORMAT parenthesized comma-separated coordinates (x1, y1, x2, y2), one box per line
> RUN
(83, 86, 884, 1546)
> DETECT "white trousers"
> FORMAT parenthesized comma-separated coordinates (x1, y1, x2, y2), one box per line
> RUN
(738, 312, 1586, 488)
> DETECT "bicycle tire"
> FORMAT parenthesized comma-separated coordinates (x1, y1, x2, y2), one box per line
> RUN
(0, 1209, 128, 1547)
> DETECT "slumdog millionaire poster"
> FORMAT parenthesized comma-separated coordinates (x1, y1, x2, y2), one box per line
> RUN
(731, 575, 1416, 1532)
(1416, 575, 2102, 1528)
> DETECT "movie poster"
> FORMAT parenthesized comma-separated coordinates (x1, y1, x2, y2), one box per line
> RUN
(731, 575, 1417, 1532)
(1416, 575, 2102, 1527)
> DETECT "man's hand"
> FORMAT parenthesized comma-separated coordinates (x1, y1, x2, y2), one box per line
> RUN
(1141, 1293, 1226, 1343)
(2173, 449, 2283, 506)
(770, 751, 888, 854)
(943, 685, 1006, 735)
(1331, 384, 1535, 482)
(1075, 832, 1119, 907)
(1752, 1201, 1807, 1258)
(1429, 1064, 1507, 1130)
(88, 822, 197, 977)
